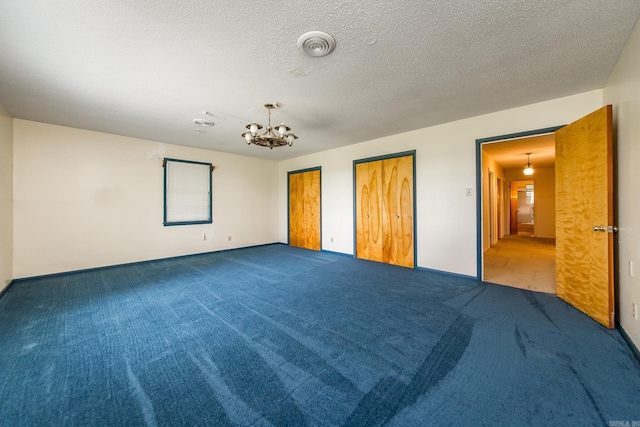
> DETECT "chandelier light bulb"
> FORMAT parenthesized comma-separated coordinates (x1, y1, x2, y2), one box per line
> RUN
(242, 104, 299, 149)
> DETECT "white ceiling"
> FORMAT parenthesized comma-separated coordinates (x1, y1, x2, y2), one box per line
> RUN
(1, 1, 639, 161)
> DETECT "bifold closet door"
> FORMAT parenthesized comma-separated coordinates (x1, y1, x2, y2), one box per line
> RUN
(289, 169, 321, 251)
(355, 161, 383, 262)
(356, 155, 414, 268)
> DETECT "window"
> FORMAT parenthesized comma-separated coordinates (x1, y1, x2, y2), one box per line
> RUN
(163, 158, 212, 226)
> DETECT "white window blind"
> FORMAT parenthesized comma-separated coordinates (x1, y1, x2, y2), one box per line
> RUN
(164, 158, 212, 225)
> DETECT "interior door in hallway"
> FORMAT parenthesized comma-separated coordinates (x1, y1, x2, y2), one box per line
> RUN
(289, 168, 321, 251)
(355, 153, 415, 268)
(555, 105, 614, 328)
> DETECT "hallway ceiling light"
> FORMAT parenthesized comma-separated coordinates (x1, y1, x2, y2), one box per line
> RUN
(242, 103, 298, 149)
(523, 152, 534, 176)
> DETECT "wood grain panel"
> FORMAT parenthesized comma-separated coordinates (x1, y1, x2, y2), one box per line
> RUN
(355, 162, 369, 259)
(382, 158, 398, 264)
(397, 155, 414, 268)
(304, 170, 321, 251)
(289, 169, 320, 251)
(355, 154, 414, 268)
(368, 161, 383, 262)
(289, 173, 301, 248)
(555, 105, 613, 328)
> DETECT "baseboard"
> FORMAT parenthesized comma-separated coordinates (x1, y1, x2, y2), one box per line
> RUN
(0, 280, 15, 299)
(320, 249, 353, 258)
(618, 325, 640, 366)
(12, 242, 282, 283)
(415, 266, 478, 281)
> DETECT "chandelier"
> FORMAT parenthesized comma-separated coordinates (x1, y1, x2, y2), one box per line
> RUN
(242, 103, 298, 149)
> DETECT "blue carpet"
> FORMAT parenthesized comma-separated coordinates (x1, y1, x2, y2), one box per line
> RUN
(0, 244, 639, 426)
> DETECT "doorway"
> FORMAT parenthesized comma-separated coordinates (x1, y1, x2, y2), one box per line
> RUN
(513, 180, 534, 236)
(477, 107, 615, 327)
(476, 128, 561, 293)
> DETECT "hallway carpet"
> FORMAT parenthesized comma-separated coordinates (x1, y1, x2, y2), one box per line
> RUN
(0, 244, 638, 426)
(484, 235, 556, 294)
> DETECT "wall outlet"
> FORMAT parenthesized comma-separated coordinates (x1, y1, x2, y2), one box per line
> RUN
(202, 232, 206, 240)
(330, 237, 334, 243)
(630, 260, 635, 277)
(634, 303, 639, 320)
(466, 188, 472, 197)
(228, 236, 232, 241)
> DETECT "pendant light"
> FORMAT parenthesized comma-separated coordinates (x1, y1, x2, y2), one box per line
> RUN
(523, 152, 534, 176)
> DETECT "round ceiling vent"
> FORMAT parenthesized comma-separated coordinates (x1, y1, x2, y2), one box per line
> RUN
(193, 119, 214, 127)
(297, 31, 336, 57)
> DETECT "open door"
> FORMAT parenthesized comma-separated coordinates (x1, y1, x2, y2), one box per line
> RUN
(555, 105, 614, 328)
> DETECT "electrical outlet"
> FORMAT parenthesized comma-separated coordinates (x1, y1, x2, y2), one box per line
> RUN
(466, 188, 472, 197)
(630, 260, 635, 277)
(228, 236, 232, 241)
(634, 303, 639, 320)
(331, 237, 334, 243)
(202, 232, 206, 240)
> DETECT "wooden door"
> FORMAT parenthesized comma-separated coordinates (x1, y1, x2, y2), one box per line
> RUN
(288, 169, 321, 251)
(555, 105, 614, 328)
(356, 154, 414, 268)
(510, 182, 518, 235)
(355, 161, 383, 262)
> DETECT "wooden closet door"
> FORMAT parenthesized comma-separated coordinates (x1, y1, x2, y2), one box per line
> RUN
(356, 161, 383, 261)
(289, 169, 321, 251)
(382, 156, 414, 268)
(303, 170, 321, 251)
(356, 154, 413, 267)
(395, 155, 414, 268)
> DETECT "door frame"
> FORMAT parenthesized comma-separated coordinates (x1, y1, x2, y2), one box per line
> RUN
(287, 166, 322, 249)
(353, 150, 417, 267)
(475, 126, 564, 280)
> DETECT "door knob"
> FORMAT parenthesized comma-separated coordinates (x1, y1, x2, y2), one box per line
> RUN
(395, 215, 400, 219)
(593, 225, 618, 233)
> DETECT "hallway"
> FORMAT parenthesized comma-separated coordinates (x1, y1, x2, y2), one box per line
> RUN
(483, 235, 556, 294)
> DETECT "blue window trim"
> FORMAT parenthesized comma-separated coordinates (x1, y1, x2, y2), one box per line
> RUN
(352, 150, 417, 268)
(475, 126, 564, 280)
(287, 166, 322, 248)
(163, 157, 213, 226)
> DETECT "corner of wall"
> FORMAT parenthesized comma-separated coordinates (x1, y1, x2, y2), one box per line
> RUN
(0, 103, 14, 292)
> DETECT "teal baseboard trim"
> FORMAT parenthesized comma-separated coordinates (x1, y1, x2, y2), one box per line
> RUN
(320, 249, 354, 258)
(0, 280, 15, 299)
(415, 266, 478, 281)
(619, 325, 640, 366)
(12, 243, 282, 283)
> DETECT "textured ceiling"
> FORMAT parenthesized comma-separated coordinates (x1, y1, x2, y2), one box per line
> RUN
(1, 1, 639, 161)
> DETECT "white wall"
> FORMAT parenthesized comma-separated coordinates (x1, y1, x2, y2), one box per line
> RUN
(13, 120, 279, 278)
(0, 104, 13, 290)
(604, 18, 640, 349)
(279, 90, 603, 277)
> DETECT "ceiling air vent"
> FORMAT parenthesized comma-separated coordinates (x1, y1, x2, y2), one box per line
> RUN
(297, 31, 336, 57)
